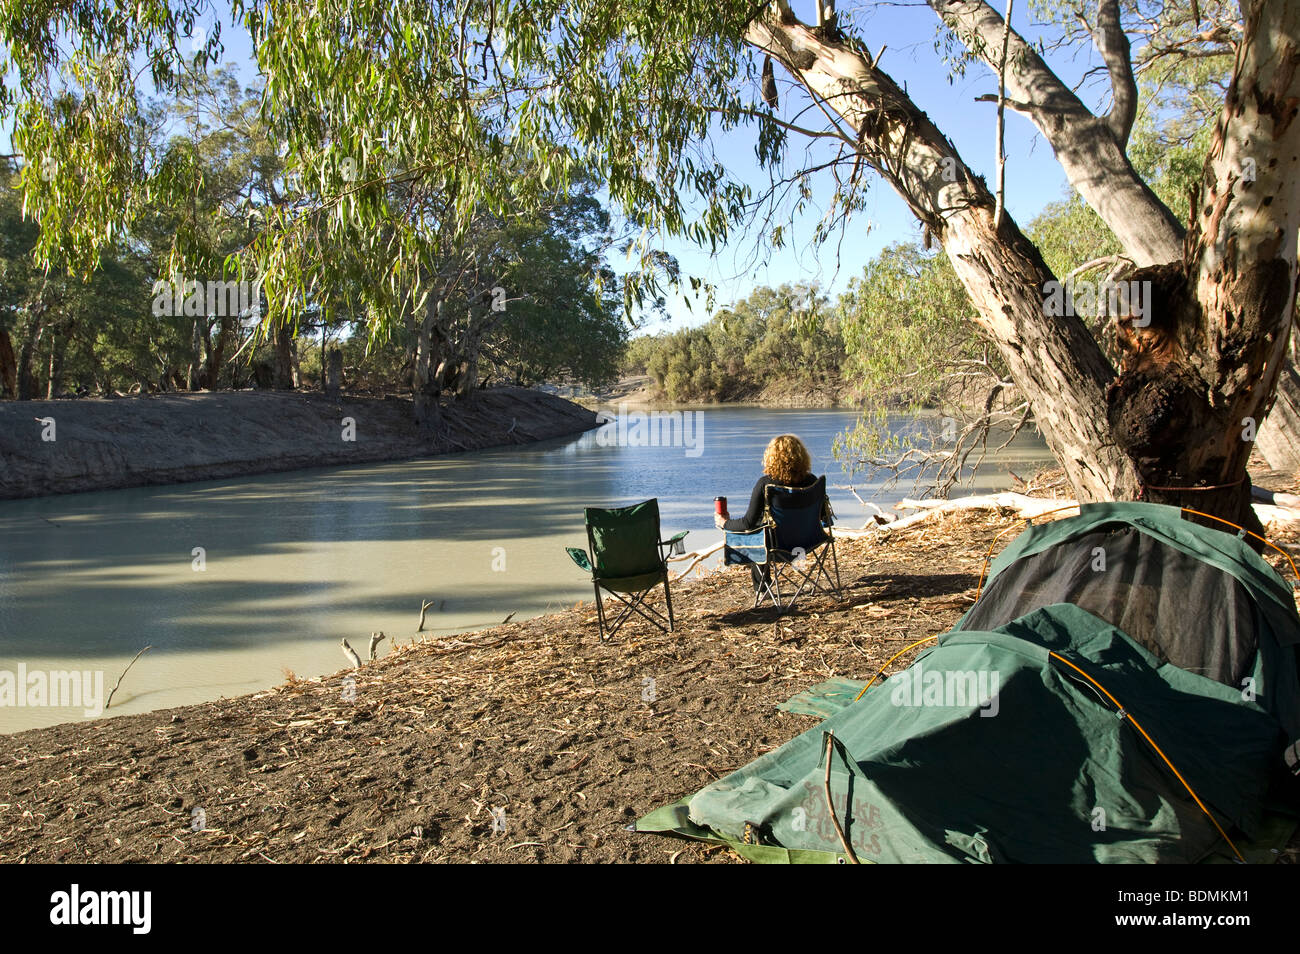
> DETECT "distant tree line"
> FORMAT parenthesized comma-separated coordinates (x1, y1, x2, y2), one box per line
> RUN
(0, 69, 627, 409)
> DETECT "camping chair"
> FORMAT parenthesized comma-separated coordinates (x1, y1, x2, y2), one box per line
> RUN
(723, 475, 842, 612)
(566, 498, 689, 640)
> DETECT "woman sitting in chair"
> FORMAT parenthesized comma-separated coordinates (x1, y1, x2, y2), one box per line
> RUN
(716, 434, 818, 590)
(715, 434, 817, 533)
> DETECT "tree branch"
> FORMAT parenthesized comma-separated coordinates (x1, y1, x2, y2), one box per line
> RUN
(994, 0, 1013, 228)
(1092, 0, 1139, 148)
(928, 0, 1185, 265)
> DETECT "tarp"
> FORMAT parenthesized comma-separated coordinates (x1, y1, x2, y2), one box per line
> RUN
(637, 503, 1300, 863)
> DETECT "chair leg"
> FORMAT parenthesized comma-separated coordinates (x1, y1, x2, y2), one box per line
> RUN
(663, 574, 674, 632)
(751, 562, 779, 609)
(599, 585, 673, 638)
(593, 580, 608, 640)
(770, 564, 784, 610)
(829, 535, 842, 595)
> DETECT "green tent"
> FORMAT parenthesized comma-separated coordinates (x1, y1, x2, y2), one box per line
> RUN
(637, 503, 1300, 863)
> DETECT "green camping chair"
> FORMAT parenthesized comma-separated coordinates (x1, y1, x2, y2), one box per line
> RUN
(566, 499, 689, 640)
(723, 475, 842, 612)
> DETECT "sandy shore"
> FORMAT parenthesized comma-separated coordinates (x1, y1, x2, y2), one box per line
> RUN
(0, 387, 598, 499)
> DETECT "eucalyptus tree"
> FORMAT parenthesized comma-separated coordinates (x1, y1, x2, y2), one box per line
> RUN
(3, 0, 1299, 525)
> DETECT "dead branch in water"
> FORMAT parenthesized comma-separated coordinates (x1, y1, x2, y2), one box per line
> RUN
(105, 645, 152, 709)
(418, 599, 436, 631)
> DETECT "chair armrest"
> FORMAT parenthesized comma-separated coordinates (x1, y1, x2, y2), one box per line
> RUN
(565, 547, 592, 572)
(725, 528, 765, 544)
(660, 529, 689, 557)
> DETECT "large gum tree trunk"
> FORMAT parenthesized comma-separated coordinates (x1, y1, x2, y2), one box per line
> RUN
(0, 328, 17, 398)
(749, 0, 1300, 526)
(933, 0, 1300, 487)
(749, 5, 1137, 503)
(16, 310, 44, 400)
(1256, 328, 1300, 473)
(272, 321, 297, 390)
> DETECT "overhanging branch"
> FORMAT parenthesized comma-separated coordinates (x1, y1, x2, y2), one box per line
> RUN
(1092, 0, 1139, 148)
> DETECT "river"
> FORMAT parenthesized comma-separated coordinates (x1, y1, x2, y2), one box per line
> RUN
(0, 406, 1055, 732)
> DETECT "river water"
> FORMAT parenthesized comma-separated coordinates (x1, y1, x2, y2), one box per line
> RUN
(0, 406, 1055, 732)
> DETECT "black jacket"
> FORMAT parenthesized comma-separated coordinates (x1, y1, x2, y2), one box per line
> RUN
(723, 472, 818, 532)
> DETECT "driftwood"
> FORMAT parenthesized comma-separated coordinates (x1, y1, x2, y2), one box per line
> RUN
(882, 493, 1080, 529)
(1252, 504, 1300, 532)
(1252, 486, 1300, 529)
(105, 645, 152, 709)
(418, 599, 437, 631)
(873, 491, 1300, 534)
(895, 492, 1079, 519)
(664, 489, 1300, 581)
(340, 639, 361, 668)
(368, 632, 386, 661)
(667, 541, 725, 582)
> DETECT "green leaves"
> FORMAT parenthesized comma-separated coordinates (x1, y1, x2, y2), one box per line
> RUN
(2, 0, 777, 339)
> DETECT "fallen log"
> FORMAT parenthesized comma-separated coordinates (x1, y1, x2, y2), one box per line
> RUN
(664, 491, 1299, 580)
(667, 541, 725, 581)
(894, 493, 1080, 521)
(1252, 485, 1300, 511)
(880, 493, 1299, 536)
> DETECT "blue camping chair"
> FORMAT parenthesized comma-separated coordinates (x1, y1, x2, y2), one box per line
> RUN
(723, 475, 842, 611)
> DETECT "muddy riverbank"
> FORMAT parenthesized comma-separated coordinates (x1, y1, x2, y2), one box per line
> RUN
(0, 387, 598, 499)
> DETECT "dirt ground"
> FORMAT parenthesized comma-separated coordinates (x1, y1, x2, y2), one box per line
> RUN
(2, 479, 1299, 864)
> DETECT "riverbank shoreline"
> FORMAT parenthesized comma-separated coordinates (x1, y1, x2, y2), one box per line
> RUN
(0, 387, 599, 500)
(3, 500, 1297, 863)
(0, 512, 1007, 863)
(563, 374, 861, 409)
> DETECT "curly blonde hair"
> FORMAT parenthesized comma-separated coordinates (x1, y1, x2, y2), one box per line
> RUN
(762, 434, 812, 486)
